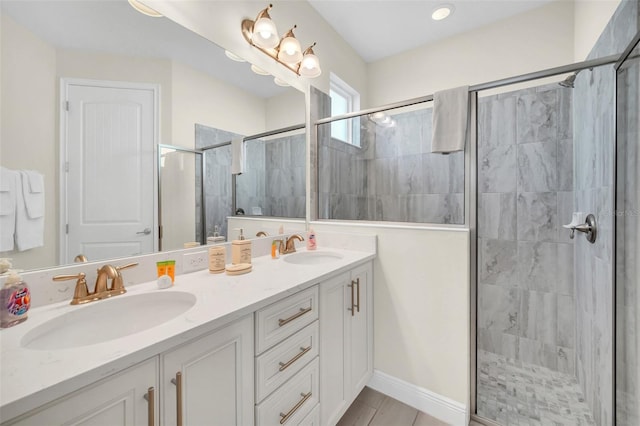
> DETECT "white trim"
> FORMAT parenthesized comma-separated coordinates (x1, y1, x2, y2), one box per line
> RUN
(58, 78, 160, 264)
(367, 370, 468, 426)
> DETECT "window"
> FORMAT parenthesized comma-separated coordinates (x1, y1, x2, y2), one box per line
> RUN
(330, 73, 360, 146)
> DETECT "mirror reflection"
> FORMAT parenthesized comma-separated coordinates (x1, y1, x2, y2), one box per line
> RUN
(0, 0, 305, 271)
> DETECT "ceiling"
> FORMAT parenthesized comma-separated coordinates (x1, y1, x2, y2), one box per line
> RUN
(308, 0, 556, 62)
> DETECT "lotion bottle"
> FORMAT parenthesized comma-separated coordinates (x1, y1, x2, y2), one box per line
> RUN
(306, 228, 317, 250)
(1, 269, 30, 328)
(231, 228, 252, 265)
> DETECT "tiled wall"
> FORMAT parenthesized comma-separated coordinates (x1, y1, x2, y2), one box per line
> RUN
(476, 83, 576, 375)
(318, 107, 465, 224)
(615, 40, 639, 426)
(574, 2, 638, 425)
(196, 124, 306, 240)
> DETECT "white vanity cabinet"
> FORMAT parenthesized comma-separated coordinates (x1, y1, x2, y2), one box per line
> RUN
(319, 262, 373, 426)
(5, 358, 159, 426)
(161, 314, 254, 426)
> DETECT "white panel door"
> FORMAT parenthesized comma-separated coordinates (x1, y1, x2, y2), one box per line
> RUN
(64, 80, 156, 264)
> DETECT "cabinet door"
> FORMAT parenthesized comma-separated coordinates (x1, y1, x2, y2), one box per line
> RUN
(319, 272, 350, 426)
(348, 263, 373, 396)
(161, 315, 254, 426)
(7, 358, 158, 426)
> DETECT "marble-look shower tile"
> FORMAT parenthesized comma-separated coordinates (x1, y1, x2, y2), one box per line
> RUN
(395, 111, 428, 156)
(448, 151, 465, 193)
(557, 243, 574, 296)
(557, 294, 575, 349)
(518, 242, 557, 293)
(520, 290, 557, 346)
(422, 152, 451, 194)
(478, 94, 517, 147)
(373, 195, 406, 222)
(479, 239, 519, 286)
(516, 193, 557, 242)
(292, 166, 306, 197)
(421, 193, 464, 224)
(290, 136, 306, 167)
(479, 144, 517, 193)
(518, 337, 557, 370)
(267, 168, 293, 198)
(370, 158, 398, 196)
(557, 139, 574, 192)
(478, 283, 521, 336)
(478, 193, 516, 240)
(374, 126, 399, 159)
(397, 155, 424, 195)
(517, 141, 558, 192)
(557, 346, 575, 375)
(403, 194, 425, 223)
(558, 87, 573, 140)
(516, 89, 558, 145)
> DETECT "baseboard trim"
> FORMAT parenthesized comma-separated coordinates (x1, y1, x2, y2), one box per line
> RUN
(367, 370, 468, 426)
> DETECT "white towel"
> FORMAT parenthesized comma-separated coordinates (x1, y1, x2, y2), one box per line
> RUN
(431, 85, 469, 154)
(0, 167, 18, 252)
(15, 170, 44, 251)
(231, 137, 245, 175)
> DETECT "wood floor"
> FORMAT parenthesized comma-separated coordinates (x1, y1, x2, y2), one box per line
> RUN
(337, 386, 485, 426)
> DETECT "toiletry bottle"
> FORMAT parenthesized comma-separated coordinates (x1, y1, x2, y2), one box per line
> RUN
(307, 228, 317, 251)
(271, 240, 281, 259)
(1, 269, 30, 328)
(209, 245, 226, 274)
(231, 228, 252, 265)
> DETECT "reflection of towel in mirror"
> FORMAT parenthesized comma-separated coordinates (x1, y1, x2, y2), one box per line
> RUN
(15, 170, 45, 251)
(431, 85, 469, 154)
(231, 137, 245, 175)
(0, 167, 18, 252)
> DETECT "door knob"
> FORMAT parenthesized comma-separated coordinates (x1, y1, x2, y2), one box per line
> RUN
(137, 228, 152, 235)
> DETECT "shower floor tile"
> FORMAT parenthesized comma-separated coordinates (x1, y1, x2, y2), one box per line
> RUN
(477, 350, 595, 426)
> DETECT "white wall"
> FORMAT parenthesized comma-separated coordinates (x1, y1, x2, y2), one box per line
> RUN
(574, 0, 622, 61)
(0, 14, 57, 270)
(367, 1, 575, 106)
(266, 89, 307, 131)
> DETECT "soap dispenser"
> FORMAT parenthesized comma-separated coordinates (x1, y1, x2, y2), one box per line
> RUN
(1, 269, 30, 328)
(231, 228, 252, 265)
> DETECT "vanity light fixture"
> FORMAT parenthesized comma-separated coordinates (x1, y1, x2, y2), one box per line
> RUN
(431, 4, 454, 21)
(127, 0, 162, 17)
(369, 111, 396, 128)
(241, 4, 322, 78)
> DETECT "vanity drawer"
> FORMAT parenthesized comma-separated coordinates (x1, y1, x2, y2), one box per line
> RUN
(256, 357, 319, 426)
(256, 321, 319, 402)
(256, 285, 318, 354)
(298, 404, 320, 426)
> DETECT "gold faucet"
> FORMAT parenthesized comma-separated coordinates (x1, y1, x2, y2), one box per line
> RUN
(280, 234, 305, 255)
(256, 231, 268, 237)
(53, 262, 138, 305)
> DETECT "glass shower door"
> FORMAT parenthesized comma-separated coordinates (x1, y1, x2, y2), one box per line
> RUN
(615, 32, 640, 426)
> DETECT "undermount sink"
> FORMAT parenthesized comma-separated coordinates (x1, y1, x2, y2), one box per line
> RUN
(21, 291, 196, 350)
(283, 251, 344, 265)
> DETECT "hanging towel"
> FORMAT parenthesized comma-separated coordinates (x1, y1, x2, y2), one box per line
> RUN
(0, 167, 18, 252)
(15, 170, 45, 251)
(231, 137, 245, 175)
(431, 85, 470, 154)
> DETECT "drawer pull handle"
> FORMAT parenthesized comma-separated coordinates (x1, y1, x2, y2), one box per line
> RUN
(171, 372, 183, 426)
(278, 306, 312, 327)
(355, 278, 360, 313)
(348, 281, 355, 316)
(279, 346, 312, 371)
(143, 387, 154, 426)
(279, 392, 312, 424)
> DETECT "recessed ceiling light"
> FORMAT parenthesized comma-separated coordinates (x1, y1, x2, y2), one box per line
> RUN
(250, 64, 270, 75)
(225, 50, 246, 62)
(432, 4, 454, 21)
(128, 0, 163, 17)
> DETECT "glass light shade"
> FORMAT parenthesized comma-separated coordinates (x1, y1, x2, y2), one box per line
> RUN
(274, 77, 290, 87)
(128, 0, 162, 17)
(277, 37, 302, 64)
(299, 53, 321, 78)
(250, 64, 270, 76)
(224, 50, 246, 62)
(432, 5, 453, 20)
(252, 17, 279, 48)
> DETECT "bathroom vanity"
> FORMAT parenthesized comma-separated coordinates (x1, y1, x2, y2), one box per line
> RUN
(0, 244, 375, 426)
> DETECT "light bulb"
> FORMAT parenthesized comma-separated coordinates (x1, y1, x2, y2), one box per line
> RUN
(260, 30, 271, 39)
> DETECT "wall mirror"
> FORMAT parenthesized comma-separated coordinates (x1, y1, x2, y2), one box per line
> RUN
(0, 0, 306, 271)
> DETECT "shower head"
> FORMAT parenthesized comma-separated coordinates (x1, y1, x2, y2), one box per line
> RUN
(559, 73, 578, 88)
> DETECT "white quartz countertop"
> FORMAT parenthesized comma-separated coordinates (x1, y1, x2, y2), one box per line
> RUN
(0, 247, 375, 422)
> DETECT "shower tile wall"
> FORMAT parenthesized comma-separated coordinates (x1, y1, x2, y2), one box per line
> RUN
(573, 1, 638, 424)
(195, 124, 238, 239)
(616, 43, 640, 426)
(263, 134, 306, 218)
(236, 139, 266, 216)
(477, 84, 576, 374)
(318, 108, 464, 224)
